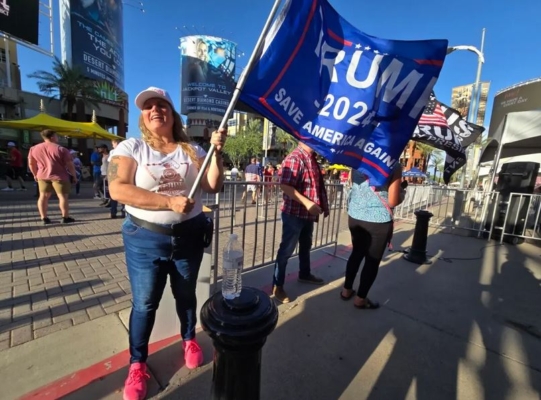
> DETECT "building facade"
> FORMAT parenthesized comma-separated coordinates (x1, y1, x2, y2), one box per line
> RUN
(0, 40, 128, 167)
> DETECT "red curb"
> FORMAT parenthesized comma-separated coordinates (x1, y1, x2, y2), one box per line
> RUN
(18, 243, 353, 400)
(18, 334, 181, 400)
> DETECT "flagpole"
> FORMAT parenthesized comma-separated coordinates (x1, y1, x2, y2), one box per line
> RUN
(188, 0, 284, 199)
(460, 28, 486, 189)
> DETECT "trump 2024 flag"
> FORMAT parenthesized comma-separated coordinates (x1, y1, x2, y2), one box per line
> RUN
(239, 0, 448, 186)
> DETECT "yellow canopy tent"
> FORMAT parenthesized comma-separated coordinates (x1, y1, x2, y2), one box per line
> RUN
(327, 164, 350, 171)
(0, 111, 122, 141)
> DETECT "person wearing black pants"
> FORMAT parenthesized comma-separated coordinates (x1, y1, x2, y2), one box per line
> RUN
(341, 166, 405, 309)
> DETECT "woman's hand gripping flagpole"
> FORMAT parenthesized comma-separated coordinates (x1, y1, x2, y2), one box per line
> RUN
(188, 0, 284, 200)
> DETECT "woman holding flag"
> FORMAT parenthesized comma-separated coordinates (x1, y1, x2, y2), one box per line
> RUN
(108, 86, 226, 400)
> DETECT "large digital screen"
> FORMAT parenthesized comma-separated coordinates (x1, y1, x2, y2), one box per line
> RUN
(0, 0, 39, 45)
(179, 35, 236, 116)
(69, 0, 124, 90)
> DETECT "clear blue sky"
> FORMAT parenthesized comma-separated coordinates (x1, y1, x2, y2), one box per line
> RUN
(16, 0, 541, 139)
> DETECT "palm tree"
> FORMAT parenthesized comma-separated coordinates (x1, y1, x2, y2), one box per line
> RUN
(413, 141, 435, 171)
(429, 152, 444, 182)
(275, 127, 298, 157)
(28, 57, 101, 121)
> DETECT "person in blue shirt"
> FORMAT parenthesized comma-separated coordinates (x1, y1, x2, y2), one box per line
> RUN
(90, 146, 103, 198)
(340, 165, 405, 309)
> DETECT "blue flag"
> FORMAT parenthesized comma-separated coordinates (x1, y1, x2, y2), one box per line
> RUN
(239, 0, 448, 186)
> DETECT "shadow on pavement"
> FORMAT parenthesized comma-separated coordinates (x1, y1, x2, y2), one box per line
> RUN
(156, 230, 541, 400)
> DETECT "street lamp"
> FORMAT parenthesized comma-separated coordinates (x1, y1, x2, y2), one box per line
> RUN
(446, 28, 486, 189)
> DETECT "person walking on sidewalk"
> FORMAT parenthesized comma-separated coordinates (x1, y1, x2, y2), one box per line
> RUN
(340, 165, 405, 309)
(241, 157, 260, 204)
(272, 142, 329, 304)
(108, 86, 226, 400)
(69, 150, 82, 195)
(108, 138, 125, 219)
(2, 142, 27, 191)
(91, 146, 103, 199)
(98, 144, 111, 207)
(28, 129, 77, 225)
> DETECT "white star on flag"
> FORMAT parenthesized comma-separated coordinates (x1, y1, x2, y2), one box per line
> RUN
(330, 148, 336, 153)
(364, 46, 371, 50)
(374, 50, 380, 54)
(355, 43, 362, 49)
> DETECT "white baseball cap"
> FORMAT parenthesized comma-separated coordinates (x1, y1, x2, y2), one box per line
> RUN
(7, 141, 15, 147)
(134, 86, 174, 110)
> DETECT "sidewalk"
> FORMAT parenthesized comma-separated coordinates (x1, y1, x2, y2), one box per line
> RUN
(2, 218, 541, 399)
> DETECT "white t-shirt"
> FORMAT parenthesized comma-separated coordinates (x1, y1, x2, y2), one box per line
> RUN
(101, 153, 109, 176)
(112, 138, 206, 224)
(230, 167, 238, 180)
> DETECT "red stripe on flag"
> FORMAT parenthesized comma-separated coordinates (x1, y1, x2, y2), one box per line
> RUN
(418, 109, 448, 127)
(327, 29, 353, 46)
(343, 151, 390, 178)
(262, 0, 319, 100)
(414, 59, 444, 66)
(259, 97, 310, 141)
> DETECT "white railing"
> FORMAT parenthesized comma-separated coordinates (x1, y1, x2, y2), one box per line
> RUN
(394, 186, 504, 237)
(494, 192, 541, 244)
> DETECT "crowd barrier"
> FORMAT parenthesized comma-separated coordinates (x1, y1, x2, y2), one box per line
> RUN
(394, 185, 541, 244)
(493, 192, 541, 244)
(201, 181, 541, 291)
(201, 181, 345, 290)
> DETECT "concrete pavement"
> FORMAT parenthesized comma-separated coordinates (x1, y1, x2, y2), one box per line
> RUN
(1, 212, 540, 399)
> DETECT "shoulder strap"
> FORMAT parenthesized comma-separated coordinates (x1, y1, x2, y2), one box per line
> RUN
(366, 177, 393, 218)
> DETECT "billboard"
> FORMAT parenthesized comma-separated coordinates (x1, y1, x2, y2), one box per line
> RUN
(488, 78, 541, 139)
(0, 0, 39, 45)
(179, 35, 236, 117)
(450, 82, 490, 126)
(67, 0, 124, 90)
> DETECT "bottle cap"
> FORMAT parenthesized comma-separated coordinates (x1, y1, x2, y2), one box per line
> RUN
(230, 233, 238, 240)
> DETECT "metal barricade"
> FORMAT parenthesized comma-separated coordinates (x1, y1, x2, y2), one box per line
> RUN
(497, 193, 541, 244)
(393, 186, 503, 238)
(204, 181, 345, 290)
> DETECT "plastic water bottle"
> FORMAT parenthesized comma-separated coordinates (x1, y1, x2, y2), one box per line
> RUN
(222, 234, 243, 300)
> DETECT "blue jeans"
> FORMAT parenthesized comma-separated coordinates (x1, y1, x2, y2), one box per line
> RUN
(273, 213, 314, 287)
(110, 200, 124, 216)
(122, 213, 206, 363)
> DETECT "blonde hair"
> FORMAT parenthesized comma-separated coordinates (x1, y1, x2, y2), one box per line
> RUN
(139, 109, 200, 168)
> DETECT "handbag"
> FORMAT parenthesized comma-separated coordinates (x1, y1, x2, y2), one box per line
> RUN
(202, 216, 214, 248)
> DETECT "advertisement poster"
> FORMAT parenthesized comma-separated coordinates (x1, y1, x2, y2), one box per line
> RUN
(450, 82, 490, 126)
(180, 35, 236, 116)
(0, 0, 39, 45)
(69, 0, 124, 90)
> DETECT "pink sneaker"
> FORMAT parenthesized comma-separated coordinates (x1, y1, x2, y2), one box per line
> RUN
(183, 339, 204, 369)
(123, 362, 150, 400)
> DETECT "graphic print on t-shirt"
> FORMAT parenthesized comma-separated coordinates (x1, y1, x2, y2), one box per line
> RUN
(144, 159, 190, 196)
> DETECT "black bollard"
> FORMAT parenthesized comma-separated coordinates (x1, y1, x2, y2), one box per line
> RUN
(403, 210, 434, 264)
(200, 287, 279, 400)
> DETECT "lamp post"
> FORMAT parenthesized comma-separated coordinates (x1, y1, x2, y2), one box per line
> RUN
(446, 28, 486, 189)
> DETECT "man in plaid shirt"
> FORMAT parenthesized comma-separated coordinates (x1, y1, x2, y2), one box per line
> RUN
(273, 142, 329, 303)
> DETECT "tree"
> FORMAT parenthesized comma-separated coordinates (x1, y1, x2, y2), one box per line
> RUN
(414, 142, 435, 171)
(275, 127, 298, 156)
(223, 119, 263, 168)
(429, 151, 444, 182)
(28, 57, 101, 121)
